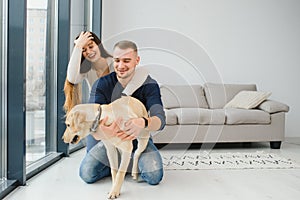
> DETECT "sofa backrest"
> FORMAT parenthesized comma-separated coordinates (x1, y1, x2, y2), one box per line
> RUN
(204, 83, 257, 109)
(160, 85, 208, 109)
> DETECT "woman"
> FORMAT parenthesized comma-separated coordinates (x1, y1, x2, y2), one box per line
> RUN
(64, 31, 113, 114)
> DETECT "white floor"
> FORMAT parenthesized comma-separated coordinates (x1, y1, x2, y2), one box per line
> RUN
(4, 140, 300, 200)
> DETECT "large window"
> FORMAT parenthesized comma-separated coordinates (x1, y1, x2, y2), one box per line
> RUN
(1, 0, 102, 197)
(68, 0, 91, 151)
(26, 0, 48, 166)
(0, 0, 5, 184)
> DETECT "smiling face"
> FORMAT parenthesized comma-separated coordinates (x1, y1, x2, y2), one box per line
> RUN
(82, 40, 101, 63)
(113, 47, 140, 81)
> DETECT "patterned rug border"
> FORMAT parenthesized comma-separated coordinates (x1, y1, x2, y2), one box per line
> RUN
(162, 151, 300, 170)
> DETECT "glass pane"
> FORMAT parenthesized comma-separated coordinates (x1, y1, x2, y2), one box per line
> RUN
(26, 0, 48, 166)
(68, 0, 89, 151)
(0, 0, 6, 183)
(0, 1, 5, 185)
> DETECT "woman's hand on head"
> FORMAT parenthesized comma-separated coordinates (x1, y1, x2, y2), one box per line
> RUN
(74, 31, 93, 49)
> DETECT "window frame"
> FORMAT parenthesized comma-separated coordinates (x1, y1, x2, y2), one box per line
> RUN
(0, 0, 103, 198)
(0, 0, 7, 183)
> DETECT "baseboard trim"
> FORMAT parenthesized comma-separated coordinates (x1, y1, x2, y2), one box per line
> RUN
(285, 137, 300, 145)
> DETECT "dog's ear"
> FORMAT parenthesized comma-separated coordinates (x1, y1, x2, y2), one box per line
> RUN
(73, 111, 87, 125)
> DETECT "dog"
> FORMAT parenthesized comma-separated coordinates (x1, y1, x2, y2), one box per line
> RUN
(63, 96, 150, 199)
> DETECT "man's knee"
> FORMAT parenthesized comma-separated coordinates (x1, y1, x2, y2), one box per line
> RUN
(79, 165, 97, 184)
(141, 169, 163, 185)
(79, 161, 111, 184)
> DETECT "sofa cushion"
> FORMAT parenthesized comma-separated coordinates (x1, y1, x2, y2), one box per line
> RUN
(258, 100, 290, 114)
(225, 108, 271, 124)
(204, 83, 257, 109)
(224, 91, 271, 109)
(171, 108, 225, 125)
(160, 85, 208, 109)
(164, 109, 178, 125)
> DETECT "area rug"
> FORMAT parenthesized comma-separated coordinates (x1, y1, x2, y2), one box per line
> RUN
(162, 151, 300, 170)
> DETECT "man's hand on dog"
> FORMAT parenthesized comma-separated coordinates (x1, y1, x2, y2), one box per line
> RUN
(91, 116, 145, 141)
(91, 116, 122, 140)
(117, 118, 145, 141)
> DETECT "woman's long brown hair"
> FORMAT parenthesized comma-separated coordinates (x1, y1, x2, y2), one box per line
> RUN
(63, 79, 82, 114)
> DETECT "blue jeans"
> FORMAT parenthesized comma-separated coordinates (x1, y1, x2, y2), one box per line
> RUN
(79, 135, 164, 185)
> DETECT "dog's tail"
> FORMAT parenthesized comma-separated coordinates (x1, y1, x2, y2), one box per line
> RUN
(63, 78, 82, 114)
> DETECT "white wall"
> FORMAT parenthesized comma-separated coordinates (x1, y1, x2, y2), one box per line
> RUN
(102, 0, 300, 137)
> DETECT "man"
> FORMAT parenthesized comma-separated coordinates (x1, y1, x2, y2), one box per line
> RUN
(79, 40, 166, 185)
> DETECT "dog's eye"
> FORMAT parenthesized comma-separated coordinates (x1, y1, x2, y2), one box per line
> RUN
(66, 124, 70, 127)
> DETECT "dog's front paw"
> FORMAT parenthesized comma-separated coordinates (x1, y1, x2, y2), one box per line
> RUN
(107, 190, 120, 199)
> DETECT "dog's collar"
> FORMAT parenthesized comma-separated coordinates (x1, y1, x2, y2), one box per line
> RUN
(90, 105, 102, 132)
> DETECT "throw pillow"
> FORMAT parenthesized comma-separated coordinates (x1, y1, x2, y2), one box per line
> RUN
(224, 91, 272, 109)
(258, 100, 289, 113)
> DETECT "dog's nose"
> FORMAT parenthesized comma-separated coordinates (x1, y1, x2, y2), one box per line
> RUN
(71, 135, 80, 144)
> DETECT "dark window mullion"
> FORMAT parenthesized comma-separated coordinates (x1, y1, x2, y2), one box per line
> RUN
(45, 0, 56, 154)
(7, 0, 26, 185)
(56, 0, 70, 156)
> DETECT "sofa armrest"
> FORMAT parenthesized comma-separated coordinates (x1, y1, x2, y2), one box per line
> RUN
(258, 100, 289, 114)
(164, 109, 178, 125)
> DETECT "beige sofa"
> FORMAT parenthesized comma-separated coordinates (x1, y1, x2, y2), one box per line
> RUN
(152, 83, 289, 149)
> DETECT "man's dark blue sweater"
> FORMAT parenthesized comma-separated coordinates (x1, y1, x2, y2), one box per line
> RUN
(89, 72, 166, 130)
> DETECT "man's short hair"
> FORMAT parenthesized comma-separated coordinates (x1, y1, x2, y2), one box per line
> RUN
(113, 40, 138, 53)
